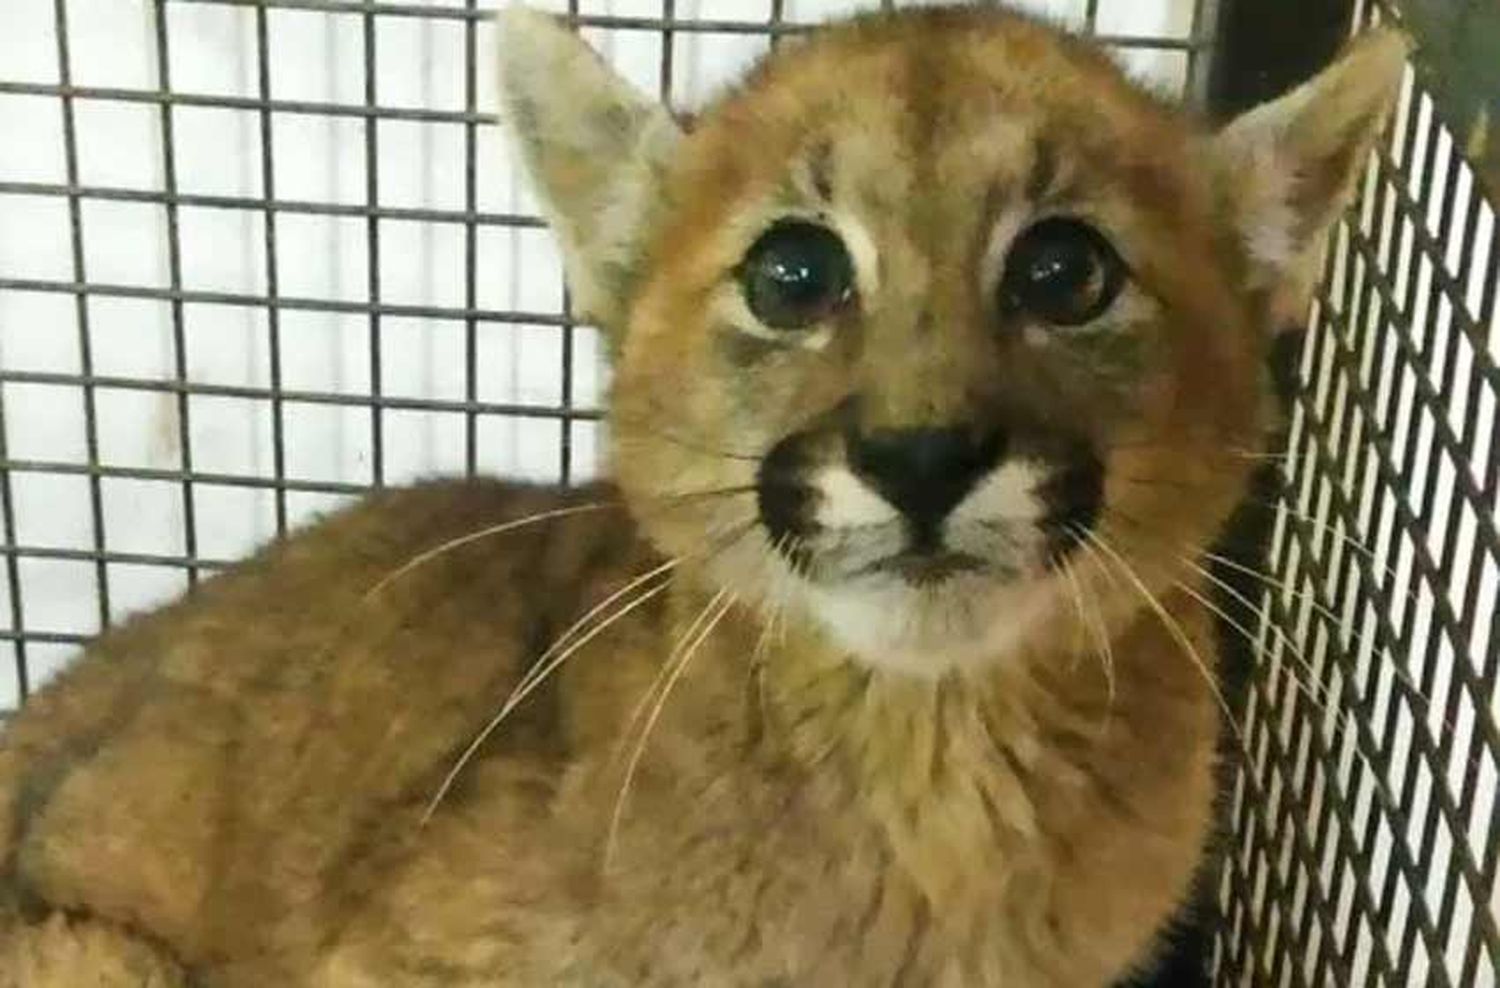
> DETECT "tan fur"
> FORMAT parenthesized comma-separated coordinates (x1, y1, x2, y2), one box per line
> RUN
(0, 6, 1403, 985)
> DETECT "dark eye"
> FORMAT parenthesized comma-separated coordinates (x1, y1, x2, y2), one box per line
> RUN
(999, 217, 1126, 327)
(739, 221, 855, 331)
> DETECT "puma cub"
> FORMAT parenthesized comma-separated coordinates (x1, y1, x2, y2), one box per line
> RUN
(0, 5, 1403, 986)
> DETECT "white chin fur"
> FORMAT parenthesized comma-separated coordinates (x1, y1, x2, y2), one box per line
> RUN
(798, 572, 1054, 677)
(740, 460, 1057, 675)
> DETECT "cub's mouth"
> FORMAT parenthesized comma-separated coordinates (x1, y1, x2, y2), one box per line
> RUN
(755, 422, 1105, 591)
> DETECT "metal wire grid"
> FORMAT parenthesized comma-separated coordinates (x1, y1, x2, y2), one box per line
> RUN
(0, 0, 1211, 700)
(1213, 1, 1500, 984)
(5, 2, 1496, 986)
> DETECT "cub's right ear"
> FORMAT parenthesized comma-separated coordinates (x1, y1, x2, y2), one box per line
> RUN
(497, 6, 683, 335)
(1211, 29, 1408, 328)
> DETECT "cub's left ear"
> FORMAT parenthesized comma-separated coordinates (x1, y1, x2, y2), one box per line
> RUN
(1212, 29, 1409, 322)
(497, 6, 684, 334)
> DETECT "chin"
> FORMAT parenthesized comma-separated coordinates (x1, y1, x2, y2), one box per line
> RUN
(794, 566, 1058, 677)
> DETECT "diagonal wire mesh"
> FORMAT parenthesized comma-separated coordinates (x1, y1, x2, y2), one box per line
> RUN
(1213, 1, 1499, 984)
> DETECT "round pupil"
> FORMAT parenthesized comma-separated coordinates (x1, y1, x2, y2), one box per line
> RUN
(1002, 217, 1123, 327)
(1023, 238, 1094, 297)
(742, 222, 853, 330)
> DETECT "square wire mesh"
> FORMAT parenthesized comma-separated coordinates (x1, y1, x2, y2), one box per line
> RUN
(1213, 2, 1500, 985)
(0, 0, 1212, 702)
(4, 2, 1495, 986)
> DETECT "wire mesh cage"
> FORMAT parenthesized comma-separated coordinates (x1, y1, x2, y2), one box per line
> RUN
(1214, 1, 1500, 984)
(0, 1, 1494, 986)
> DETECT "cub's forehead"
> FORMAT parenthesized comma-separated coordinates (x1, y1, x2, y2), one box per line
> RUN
(680, 8, 1196, 217)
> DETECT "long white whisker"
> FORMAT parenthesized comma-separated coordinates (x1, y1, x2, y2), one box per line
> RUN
(1196, 546, 1422, 622)
(526, 557, 680, 688)
(419, 576, 675, 826)
(1062, 545, 1117, 724)
(364, 502, 617, 602)
(1178, 553, 1462, 742)
(610, 589, 725, 771)
(1170, 572, 1341, 723)
(1083, 528, 1245, 750)
(605, 590, 736, 869)
(423, 512, 762, 821)
(418, 519, 760, 827)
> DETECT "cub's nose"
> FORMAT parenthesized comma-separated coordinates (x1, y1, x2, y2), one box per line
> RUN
(847, 426, 1006, 540)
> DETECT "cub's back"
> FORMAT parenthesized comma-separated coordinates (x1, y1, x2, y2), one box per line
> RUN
(0, 480, 660, 977)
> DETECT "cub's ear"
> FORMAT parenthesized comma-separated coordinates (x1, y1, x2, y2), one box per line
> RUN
(1212, 29, 1409, 324)
(497, 6, 683, 332)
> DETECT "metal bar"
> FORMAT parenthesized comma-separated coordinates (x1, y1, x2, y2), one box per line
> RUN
(151, 0, 201, 588)
(50, 0, 110, 631)
(557, 0, 582, 485)
(364, 5, 384, 488)
(1184, 0, 1222, 110)
(0, 630, 92, 647)
(1377, 120, 1491, 979)
(0, 544, 236, 572)
(0, 277, 571, 326)
(0, 394, 28, 700)
(0, 458, 374, 496)
(0, 80, 495, 125)
(1299, 268, 1500, 847)
(463, 0, 479, 476)
(0, 181, 547, 229)
(253, 3, 289, 532)
(658, 0, 676, 104)
(0, 371, 601, 420)
(1332, 70, 1437, 979)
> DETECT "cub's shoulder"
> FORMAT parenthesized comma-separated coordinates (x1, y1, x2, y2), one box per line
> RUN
(0, 477, 659, 968)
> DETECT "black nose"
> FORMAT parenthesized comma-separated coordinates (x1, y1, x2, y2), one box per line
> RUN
(847, 427, 1006, 539)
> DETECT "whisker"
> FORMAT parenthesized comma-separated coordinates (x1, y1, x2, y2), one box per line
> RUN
(1114, 480, 1417, 585)
(1196, 545, 1421, 617)
(1169, 570, 1343, 725)
(1162, 567, 1482, 786)
(417, 518, 756, 827)
(610, 590, 725, 772)
(650, 484, 761, 503)
(1108, 499, 1411, 606)
(1178, 552, 1462, 743)
(504, 557, 681, 719)
(748, 533, 793, 705)
(604, 589, 736, 869)
(611, 410, 766, 463)
(1082, 527, 1246, 750)
(420, 517, 760, 826)
(363, 502, 618, 602)
(604, 519, 760, 768)
(419, 577, 675, 826)
(1107, 433, 1272, 455)
(1061, 544, 1117, 724)
(518, 556, 681, 701)
(363, 484, 756, 605)
(1096, 502, 1460, 748)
